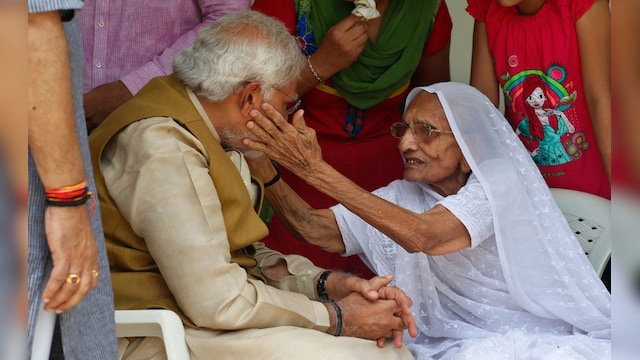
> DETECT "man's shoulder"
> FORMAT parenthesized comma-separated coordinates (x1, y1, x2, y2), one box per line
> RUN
(119, 117, 195, 144)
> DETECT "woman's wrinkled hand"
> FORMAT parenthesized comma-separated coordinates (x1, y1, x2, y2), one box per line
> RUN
(244, 103, 324, 177)
(376, 283, 418, 348)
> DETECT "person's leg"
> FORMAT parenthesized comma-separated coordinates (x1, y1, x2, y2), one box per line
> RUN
(185, 326, 412, 360)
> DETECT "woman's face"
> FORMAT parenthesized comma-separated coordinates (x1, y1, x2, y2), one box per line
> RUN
(398, 92, 470, 196)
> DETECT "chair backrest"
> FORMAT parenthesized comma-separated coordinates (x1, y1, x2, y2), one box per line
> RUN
(114, 309, 190, 360)
(549, 188, 611, 277)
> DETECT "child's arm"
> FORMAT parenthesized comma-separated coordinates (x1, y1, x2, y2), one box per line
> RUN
(576, 0, 611, 181)
(470, 20, 500, 108)
(413, 42, 451, 86)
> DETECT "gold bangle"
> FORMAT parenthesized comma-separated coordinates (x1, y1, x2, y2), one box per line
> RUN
(306, 55, 326, 85)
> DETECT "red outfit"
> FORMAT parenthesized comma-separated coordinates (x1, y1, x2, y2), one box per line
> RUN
(253, 0, 452, 277)
(467, 0, 610, 199)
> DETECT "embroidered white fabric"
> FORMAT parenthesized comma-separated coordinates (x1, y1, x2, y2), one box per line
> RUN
(332, 83, 611, 359)
(438, 175, 493, 249)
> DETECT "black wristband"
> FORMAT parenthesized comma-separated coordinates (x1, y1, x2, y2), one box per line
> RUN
(45, 196, 91, 207)
(263, 167, 281, 188)
(330, 301, 342, 337)
(316, 270, 333, 302)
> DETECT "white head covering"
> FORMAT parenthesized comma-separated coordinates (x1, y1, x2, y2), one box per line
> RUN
(404, 83, 610, 334)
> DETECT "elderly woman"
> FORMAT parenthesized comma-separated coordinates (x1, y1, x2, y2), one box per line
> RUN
(244, 82, 611, 359)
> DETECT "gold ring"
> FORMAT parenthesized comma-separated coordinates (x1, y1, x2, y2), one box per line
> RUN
(92, 270, 99, 279)
(66, 274, 81, 285)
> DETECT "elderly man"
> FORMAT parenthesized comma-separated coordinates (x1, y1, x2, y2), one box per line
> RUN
(88, 10, 415, 360)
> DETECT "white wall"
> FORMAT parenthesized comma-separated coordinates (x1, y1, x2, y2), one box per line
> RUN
(448, 1, 474, 84)
(447, 2, 505, 110)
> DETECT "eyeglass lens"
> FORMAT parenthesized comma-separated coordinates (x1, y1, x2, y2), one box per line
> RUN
(272, 86, 300, 115)
(391, 123, 408, 138)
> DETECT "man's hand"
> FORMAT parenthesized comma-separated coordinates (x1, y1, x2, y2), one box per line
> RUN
(83, 80, 131, 133)
(42, 205, 100, 313)
(336, 292, 407, 342)
(323, 272, 417, 348)
(28, 10, 101, 313)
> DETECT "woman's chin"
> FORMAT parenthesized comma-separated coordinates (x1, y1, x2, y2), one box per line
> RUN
(403, 169, 423, 183)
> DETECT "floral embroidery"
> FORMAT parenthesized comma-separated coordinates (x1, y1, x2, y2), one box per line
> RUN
(295, 0, 318, 55)
(296, 13, 317, 55)
(344, 105, 365, 137)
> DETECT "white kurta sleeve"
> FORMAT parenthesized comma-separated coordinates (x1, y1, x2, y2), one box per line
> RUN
(438, 174, 494, 249)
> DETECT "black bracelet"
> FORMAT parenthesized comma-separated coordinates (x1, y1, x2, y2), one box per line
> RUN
(263, 167, 281, 188)
(330, 301, 342, 337)
(316, 270, 333, 302)
(45, 197, 91, 207)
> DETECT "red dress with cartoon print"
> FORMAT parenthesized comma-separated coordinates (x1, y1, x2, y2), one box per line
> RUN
(467, 0, 610, 199)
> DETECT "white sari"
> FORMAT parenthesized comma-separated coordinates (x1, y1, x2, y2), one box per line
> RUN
(332, 83, 611, 359)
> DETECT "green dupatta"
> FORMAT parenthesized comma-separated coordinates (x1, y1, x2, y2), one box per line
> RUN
(308, 0, 440, 109)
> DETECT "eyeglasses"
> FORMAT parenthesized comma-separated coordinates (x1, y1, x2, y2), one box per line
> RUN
(390, 122, 453, 142)
(271, 87, 302, 115)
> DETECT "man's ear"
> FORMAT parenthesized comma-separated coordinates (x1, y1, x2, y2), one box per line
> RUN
(239, 81, 262, 116)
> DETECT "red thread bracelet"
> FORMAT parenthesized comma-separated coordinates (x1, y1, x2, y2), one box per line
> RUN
(45, 180, 95, 216)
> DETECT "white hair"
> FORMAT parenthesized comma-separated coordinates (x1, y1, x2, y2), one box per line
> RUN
(173, 11, 305, 102)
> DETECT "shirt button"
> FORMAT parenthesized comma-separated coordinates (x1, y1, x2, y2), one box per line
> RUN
(96, 62, 102, 69)
(98, 20, 105, 28)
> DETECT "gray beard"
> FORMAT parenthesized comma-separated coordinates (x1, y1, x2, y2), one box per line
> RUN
(220, 128, 263, 159)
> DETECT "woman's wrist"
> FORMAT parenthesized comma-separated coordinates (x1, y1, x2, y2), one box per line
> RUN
(306, 55, 326, 85)
(263, 166, 280, 188)
(246, 156, 279, 188)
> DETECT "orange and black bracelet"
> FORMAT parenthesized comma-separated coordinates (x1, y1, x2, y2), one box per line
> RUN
(44, 180, 94, 210)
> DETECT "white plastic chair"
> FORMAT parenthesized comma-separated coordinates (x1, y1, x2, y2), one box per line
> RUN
(550, 188, 611, 277)
(115, 309, 190, 360)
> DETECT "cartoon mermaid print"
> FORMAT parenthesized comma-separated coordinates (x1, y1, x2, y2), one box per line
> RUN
(515, 74, 576, 166)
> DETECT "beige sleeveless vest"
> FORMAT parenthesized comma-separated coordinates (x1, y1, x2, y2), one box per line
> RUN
(89, 75, 269, 327)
